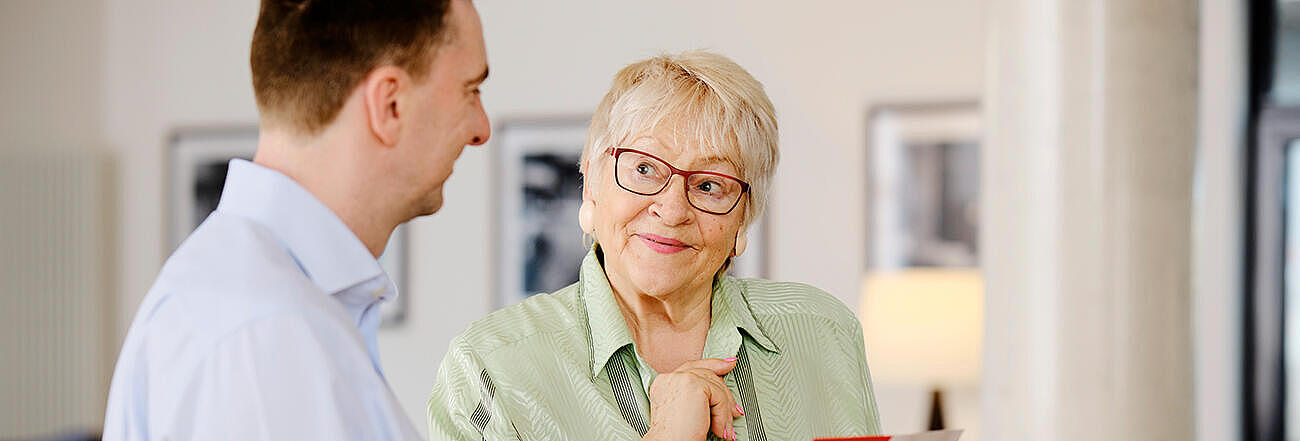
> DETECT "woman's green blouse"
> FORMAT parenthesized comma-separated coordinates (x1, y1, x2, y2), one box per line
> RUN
(428, 250, 882, 441)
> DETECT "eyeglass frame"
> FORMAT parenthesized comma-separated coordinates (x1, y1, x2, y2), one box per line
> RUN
(606, 147, 751, 215)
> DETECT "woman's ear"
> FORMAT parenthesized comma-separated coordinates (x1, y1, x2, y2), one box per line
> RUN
(363, 66, 406, 147)
(579, 160, 596, 234)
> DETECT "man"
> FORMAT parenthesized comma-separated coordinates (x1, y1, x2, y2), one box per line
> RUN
(103, 0, 489, 439)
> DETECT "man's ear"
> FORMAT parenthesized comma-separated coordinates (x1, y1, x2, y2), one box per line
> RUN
(363, 66, 406, 147)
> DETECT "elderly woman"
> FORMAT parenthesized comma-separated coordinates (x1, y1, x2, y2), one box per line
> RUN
(429, 51, 881, 441)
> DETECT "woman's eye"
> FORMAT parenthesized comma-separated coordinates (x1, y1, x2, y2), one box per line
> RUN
(636, 163, 653, 175)
(697, 181, 717, 193)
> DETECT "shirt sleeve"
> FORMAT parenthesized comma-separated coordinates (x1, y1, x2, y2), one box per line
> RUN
(176, 313, 422, 441)
(428, 335, 508, 441)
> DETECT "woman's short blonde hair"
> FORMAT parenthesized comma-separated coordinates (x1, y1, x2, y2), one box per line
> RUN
(580, 50, 779, 229)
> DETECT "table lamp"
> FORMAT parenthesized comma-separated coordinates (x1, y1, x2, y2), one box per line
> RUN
(859, 269, 983, 431)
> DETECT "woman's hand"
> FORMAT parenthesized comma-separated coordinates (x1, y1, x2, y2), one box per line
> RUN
(642, 358, 744, 441)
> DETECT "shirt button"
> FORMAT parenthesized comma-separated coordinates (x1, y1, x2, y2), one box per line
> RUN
(371, 286, 385, 298)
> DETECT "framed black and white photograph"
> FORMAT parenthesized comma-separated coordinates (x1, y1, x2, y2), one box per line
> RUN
(866, 102, 981, 269)
(492, 119, 589, 310)
(167, 127, 410, 326)
(493, 118, 769, 309)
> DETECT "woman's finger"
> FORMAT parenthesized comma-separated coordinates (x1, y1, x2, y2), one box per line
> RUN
(677, 357, 739, 377)
(705, 372, 738, 440)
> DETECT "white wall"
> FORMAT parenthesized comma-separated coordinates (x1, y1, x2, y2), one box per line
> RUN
(94, 0, 985, 437)
(1, 0, 105, 153)
(1, 1, 112, 438)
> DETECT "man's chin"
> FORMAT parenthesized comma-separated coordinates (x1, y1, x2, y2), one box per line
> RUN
(420, 196, 444, 217)
(406, 193, 444, 220)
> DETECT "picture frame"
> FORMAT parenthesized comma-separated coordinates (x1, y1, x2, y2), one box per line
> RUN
(865, 102, 981, 270)
(167, 127, 409, 326)
(1246, 105, 1300, 440)
(492, 118, 768, 309)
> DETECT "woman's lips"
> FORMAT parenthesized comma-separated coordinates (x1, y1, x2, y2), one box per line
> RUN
(637, 233, 690, 254)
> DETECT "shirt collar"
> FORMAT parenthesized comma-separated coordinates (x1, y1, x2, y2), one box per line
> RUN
(215, 159, 389, 297)
(580, 247, 780, 380)
(710, 275, 781, 355)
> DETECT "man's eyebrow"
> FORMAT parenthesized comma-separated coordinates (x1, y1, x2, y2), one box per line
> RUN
(467, 66, 489, 86)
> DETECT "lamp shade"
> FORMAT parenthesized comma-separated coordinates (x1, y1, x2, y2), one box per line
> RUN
(859, 269, 983, 388)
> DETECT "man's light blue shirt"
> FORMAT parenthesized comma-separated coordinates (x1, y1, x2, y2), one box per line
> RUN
(103, 159, 422, 440)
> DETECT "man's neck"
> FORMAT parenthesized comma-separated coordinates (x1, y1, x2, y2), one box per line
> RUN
(252, 127, 400, 258)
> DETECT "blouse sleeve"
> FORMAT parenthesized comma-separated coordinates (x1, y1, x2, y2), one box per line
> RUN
(429, 335, 515, 440)
(851, 317, 884, 434)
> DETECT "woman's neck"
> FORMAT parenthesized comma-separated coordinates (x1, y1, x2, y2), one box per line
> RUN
(613, 284, 712, 333)
(608, 277, 714, 373)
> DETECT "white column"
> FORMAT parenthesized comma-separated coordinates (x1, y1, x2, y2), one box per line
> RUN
(982, 0, 1197, 440)
(1194, 1, 1246, 440)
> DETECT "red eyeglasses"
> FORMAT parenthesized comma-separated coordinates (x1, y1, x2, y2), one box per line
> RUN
(608, 147, 750, 215)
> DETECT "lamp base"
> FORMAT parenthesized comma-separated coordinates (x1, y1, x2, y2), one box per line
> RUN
(928, 387, 945, 430)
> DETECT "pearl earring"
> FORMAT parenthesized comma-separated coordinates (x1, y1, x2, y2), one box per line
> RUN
(733, 233, 748, 257)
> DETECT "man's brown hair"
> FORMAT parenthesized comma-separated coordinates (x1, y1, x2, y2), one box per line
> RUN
(250, 0, 454, 135)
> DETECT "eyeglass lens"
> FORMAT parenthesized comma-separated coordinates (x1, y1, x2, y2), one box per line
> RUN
(614, 149, 745, 214)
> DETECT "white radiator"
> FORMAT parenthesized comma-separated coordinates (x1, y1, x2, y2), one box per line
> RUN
(0, 151, 114, 439)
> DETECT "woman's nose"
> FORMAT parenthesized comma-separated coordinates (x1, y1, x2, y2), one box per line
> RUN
(648, 176, 693, 225)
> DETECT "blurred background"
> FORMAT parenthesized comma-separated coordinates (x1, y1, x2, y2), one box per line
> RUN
(0, 0, 1283, 440)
